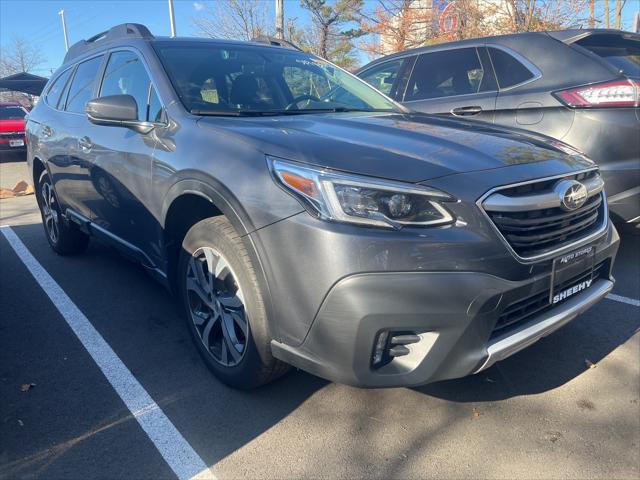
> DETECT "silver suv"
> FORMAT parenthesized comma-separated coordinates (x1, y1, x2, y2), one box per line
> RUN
(27, 24, 619, 388)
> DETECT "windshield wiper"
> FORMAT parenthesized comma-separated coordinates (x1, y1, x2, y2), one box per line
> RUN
(190, 109, 270, 117)
(192, 108, 399, 117)
(267, 107, 398, 115)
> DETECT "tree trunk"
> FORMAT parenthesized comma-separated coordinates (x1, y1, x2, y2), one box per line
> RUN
(320, 24, 329, 59)
(614, 0, 622, 30)
(589, 0, 595, 28)
(604, 0, 610, 28)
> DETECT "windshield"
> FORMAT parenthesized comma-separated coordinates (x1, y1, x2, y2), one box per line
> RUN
(153, 42, 401, 115)
(0, 105, 27, 120)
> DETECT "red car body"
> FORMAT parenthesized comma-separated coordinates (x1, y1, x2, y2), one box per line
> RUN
(0, 102, 28, 153)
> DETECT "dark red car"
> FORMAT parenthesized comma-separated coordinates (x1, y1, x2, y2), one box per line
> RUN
(0, 102, 28, 154)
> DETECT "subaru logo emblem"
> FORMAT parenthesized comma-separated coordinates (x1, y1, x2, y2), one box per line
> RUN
(555, 180, 588, 211)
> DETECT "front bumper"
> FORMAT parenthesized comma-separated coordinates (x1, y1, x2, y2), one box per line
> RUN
(269, 222, 619, 388)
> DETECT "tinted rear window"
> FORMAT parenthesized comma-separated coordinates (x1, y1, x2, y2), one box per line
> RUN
(488, 47, 535, 89)
(405, 48, 492, 101)
(0, 105, 26, 120)
(576, 34, 640, 77)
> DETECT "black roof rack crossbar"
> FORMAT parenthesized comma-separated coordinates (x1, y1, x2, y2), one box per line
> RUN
(251, 36, 302, 51)
(64, 23, 154, 63)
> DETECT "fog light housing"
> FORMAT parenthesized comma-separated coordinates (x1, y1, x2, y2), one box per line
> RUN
(371, 331, 421, 369)
(372, 331, 389, 367)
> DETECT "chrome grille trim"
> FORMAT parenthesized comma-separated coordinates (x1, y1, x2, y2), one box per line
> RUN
(483, 175, 604, 212)
(477, 168, 609, 263)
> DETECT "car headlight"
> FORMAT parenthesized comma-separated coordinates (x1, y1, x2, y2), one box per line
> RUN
(268, 156, 456, 229)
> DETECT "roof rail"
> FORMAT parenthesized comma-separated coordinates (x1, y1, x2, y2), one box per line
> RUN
(251, 35, 302, 51)
(64, 23, 154, 63)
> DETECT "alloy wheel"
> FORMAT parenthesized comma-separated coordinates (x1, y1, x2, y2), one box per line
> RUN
(186, 247, 248, 367)
(41, 180, 60, 244)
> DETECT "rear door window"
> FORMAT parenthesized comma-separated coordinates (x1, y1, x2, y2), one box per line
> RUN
(65, 56, 104, 113)
(575, 34, 640, 77)
(404, 48, 491, 101)
(100, 50, 154, 121)
(487, 47, 535, 89)
(46, 68, 73, 109)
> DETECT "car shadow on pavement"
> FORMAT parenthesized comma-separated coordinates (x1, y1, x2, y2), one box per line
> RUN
(0, 151, 27, 164)
(5, 223, 327, 471)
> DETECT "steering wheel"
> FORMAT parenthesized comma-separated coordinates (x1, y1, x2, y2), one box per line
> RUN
(285, 94, 321, 110)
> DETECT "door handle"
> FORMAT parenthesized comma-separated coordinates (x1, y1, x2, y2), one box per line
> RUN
(451, 106, 483, 116)
(78, 136, 93, 152)
(41, 125, 53, 137)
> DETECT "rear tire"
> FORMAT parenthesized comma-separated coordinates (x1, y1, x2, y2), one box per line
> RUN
(178, 216, 289, 389)
(37, 170, 89, 255)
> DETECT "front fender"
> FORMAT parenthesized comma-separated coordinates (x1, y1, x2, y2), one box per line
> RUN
(161, 174, 254, 236)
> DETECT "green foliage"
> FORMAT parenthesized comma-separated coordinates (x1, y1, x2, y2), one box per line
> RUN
(299, 0, 364, 69)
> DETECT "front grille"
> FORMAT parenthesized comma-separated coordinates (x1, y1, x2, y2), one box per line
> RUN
(490, 261, 606, 340)
(482, 171, 606, 258)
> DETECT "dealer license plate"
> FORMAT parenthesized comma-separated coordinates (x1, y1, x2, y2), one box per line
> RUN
(550, 245, 596, 304)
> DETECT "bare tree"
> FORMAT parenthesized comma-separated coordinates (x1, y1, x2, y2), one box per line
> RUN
(492, 0, 590, 33)
(0, 36, 46, 76)
(0, 36, 47, 106)
(192, 0, 272, 41)
(358, 0, 436, 57)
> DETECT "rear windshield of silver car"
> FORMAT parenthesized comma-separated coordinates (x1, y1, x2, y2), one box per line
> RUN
(576, 34, 640, 77)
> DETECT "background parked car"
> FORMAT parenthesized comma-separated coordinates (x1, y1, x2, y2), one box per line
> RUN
(0, 102, 28, 155)
(357, 29, 640, 224)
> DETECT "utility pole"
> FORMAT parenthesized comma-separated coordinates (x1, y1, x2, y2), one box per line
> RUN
(168, 0, 177, 38)
(58, 10, 70, 51)
(275, 0, 284, 39)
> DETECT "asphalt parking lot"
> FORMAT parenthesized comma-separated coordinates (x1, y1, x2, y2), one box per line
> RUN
(0, 155, 639, 480)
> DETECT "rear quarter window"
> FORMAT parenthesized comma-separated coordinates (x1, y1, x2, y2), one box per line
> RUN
(575, 34, 640, 77)
(487, 47, 536, 89)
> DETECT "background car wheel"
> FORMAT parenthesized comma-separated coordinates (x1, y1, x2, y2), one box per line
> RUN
(37, 171, 89, 255)
(178, 216, 289, 389)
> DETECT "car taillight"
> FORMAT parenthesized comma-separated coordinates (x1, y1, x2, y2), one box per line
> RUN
(555, 79, 640, 107)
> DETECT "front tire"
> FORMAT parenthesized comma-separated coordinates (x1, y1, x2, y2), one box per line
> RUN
(178, 217, 289, 389)
(37, 170, 89, 255)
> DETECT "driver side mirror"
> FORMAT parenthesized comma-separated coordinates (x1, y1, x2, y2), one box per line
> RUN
(86, 95, 154, 134)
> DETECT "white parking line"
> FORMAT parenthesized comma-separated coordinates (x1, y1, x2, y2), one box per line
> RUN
(0, 226, 215, 480)
(606, 293, 640, 307)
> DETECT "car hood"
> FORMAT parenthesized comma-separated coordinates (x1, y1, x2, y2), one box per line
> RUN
(0, 119, 26, 133)
(197, 112, 593, 182)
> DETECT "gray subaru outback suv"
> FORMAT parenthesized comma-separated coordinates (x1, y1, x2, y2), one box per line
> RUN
(27, 24, 619, 389)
